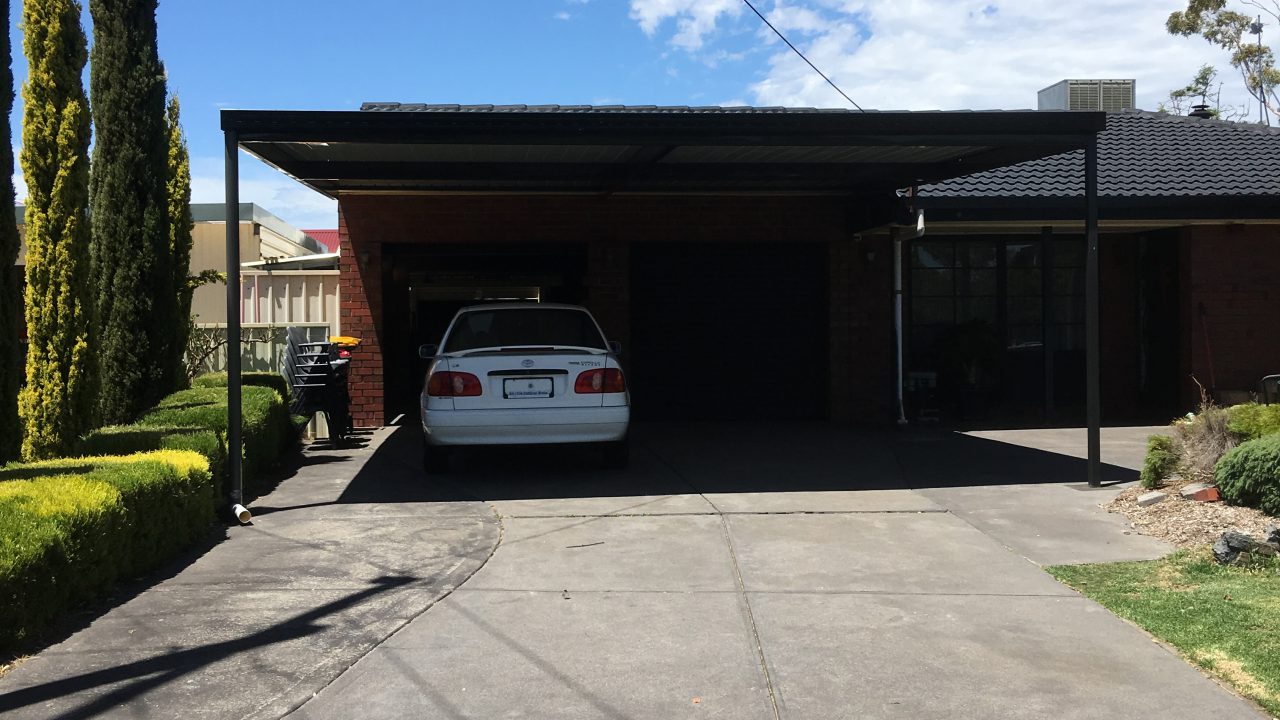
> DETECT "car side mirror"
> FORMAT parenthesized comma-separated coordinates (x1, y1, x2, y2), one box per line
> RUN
(608, 340, 622, 355)
(418, 344, 438, 359)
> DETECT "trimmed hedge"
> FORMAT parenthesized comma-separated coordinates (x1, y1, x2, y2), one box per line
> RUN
(0, 451, 213, 649)
(192, 371, 290, 405)
(1215, 434, 1280, 516)
(140, 386, 294, 492)
(76, 385, 293, 501)
(1226, 403, 1280, 442)
(1140, 435, 1178, 489)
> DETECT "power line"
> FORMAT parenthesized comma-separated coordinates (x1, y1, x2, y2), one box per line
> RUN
(740, 0, 864, 111)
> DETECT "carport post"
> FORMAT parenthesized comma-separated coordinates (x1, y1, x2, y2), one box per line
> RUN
(225, 129, 243, 507)
(1085, 137, 1101, 487)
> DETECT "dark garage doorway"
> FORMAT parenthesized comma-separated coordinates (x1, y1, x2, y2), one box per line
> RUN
(383, 243, 589, 420)
(629, 242, 829, 421)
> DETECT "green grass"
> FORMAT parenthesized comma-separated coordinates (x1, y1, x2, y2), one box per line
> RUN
(1050, 549, 1280, 715)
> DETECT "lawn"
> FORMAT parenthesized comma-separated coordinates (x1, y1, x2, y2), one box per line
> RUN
(1050, 549, 1280, 716)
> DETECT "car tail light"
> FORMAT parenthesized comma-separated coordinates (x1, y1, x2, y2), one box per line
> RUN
(427, 371, 482, 397)
(574, 369, 626, 394)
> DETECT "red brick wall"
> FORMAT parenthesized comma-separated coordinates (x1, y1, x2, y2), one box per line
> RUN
(338, 193, 894, 425)
(1180, 224, 1280, 407)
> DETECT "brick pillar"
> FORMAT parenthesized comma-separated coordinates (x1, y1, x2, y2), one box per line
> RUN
(338, 206, 386, 426)
(585, 240, 630, 351)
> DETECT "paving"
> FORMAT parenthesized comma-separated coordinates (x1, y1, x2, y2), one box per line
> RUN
(1, 422, 1265, 719)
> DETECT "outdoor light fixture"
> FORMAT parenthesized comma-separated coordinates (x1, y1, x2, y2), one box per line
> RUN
(357, 250, 371, 271)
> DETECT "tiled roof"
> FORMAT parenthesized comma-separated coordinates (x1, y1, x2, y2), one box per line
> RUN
(919, 111, 1280, 199)
(359, 102, 1026, 115)
(302, 229, 339, 253)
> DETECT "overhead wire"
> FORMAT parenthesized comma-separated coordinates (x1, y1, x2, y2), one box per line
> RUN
(739, 0, 864, 111)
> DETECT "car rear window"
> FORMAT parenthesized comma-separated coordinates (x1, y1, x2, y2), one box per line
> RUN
(444, 308, 606, 352)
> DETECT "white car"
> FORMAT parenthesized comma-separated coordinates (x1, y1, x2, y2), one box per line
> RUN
(418, 303, 630, 471)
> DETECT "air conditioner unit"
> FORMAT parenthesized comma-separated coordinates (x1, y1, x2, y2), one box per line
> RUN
(1038, 79, 1135, 111)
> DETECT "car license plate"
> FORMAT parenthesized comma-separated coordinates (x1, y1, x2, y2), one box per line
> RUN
(504, 377, 553, 399)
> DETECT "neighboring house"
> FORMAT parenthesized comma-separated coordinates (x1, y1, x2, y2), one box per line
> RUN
(909, 111, 1280, 425)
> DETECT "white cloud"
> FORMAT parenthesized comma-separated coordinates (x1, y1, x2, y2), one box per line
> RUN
(191, 154, 338, 230)
(555, 11, 572, 20)
(629, 0, 744, 50)
(630, 0, 1250, 113)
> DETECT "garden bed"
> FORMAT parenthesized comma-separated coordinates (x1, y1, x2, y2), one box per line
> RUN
(1107, 477, 1276, 548)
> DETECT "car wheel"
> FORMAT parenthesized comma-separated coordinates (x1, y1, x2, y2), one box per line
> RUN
(422, 437, 450, 473)
(603, 436, 629, 469)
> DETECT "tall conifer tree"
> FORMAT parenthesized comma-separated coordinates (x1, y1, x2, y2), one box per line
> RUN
(0, 0, 21, 462)
(19, 0, 94, 459)
(89, 0, 171, 422)
(166, 93, 193, 388)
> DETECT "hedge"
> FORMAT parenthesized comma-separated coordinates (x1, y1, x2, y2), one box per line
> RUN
(1226, 403, 1280, 442)
(140, 386, 294, 489)
(191, 371, 290, 404)
(1215, 434, 1280, 516)
(0, 451, 213, 650)
(76, 385, 293, 501)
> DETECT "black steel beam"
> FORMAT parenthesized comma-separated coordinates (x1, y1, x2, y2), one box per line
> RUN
(224, 130, 243, 507)
(1085, 137, 1101, 487)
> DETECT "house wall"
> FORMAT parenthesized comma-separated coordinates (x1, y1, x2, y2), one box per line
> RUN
(338, 193, 892, 426)
(1180, 224, 1280, 408)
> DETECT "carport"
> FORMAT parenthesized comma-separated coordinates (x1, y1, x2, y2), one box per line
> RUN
(218, 104, 1106, 503)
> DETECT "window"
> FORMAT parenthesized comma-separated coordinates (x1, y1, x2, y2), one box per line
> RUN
(444, 308, 606, 352)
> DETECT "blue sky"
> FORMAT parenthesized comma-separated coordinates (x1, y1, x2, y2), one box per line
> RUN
(6, 0, 1248, 229)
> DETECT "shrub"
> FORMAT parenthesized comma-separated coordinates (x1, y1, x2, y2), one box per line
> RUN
(1215, 434, 1280, 516)
(137, 386, 294, 496)
(1172, 403, 1237, 482)
(192, 371, 290, 404)
(1141, 435, 1179, 489)
(1226, 403, 1280, 442)
(0, 450, 213, 650)
(76, 425, 227, 503)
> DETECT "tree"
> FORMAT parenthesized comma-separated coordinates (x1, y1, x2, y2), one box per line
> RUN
(166, 94, 195, 389)
(1168, 0, 1280, 125)
(1160, 64, 1249, 119)
(88, 0, 172, 423)
(0, 0, 21, 463)
(19, 0, 95, 459)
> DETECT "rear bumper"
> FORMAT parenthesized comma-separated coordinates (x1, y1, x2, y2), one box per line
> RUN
(423, 406, 630, 446)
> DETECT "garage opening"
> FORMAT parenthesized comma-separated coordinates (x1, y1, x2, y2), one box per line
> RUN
(629, 242, 829, 421)
(382, 243, 589, 419)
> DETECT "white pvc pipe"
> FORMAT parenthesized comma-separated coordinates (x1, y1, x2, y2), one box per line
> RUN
(232, 504, 252, 524)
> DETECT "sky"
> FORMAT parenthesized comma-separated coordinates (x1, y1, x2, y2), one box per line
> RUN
(5, 0, 1251, 230)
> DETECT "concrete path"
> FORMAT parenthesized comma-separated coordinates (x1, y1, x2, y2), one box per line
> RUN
(289, 423, 1260, 720)
(1, 422, 1262, 719)
(0, 427, 501, 720)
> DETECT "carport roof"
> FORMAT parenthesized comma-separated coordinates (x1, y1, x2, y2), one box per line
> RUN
(222, 103, 1105, 197)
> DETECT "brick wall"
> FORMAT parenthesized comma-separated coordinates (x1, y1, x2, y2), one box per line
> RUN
(338, 193, 896, 425)
(1181, 224, 1280, 407)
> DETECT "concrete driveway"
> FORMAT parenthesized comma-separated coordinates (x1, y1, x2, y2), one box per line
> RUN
(0, 423, 1264, 719)
(290, 423, 1259, 720)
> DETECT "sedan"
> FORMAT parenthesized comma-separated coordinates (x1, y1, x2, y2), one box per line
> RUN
(419, 303, 630, 471)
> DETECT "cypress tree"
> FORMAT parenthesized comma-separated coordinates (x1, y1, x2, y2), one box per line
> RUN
(0, 0, 21, 463)
(89, 0, 171, 423)
(166, 93, 193, 389)
(18, 0, 95, 459)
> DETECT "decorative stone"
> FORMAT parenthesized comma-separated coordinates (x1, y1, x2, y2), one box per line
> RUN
(1214, 530, 1279, 565)
(1136, 491, 1168, 507)
(1188, 486, 1221, 503)
(1266, 524, 1280, 546)
(1179, 482, 1212, 498)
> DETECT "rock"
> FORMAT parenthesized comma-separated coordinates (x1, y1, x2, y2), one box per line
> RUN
(1189, 486, 1221, 502)
(1266, 524, 1280, 546)
(1213, 536, 1237, 564)
(1180, 482, 1212, 498)
(1214, 530, 1279, 565)
(1137, 491, 1168, 507)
